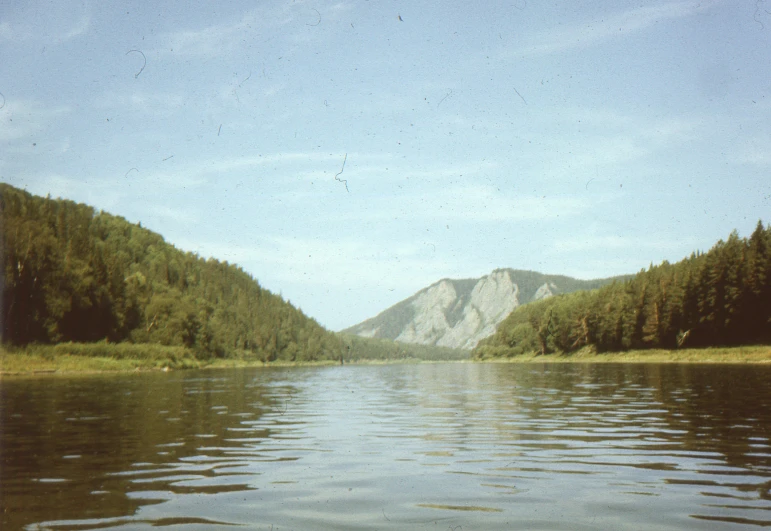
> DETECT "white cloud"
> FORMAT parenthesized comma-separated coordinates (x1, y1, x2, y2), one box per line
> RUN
(507, 1, 715, 57)
(15, 174, 124, 212)
(425, 184, 591, 222)
(0, 4, 90, 43)
(93, 91, 186, 117)
(63, 13, 90, 40)
(0, 99, 71, 142)
(732, 135, 771, 166)
(152, 4, 305, 58)
(552, 233, 689, 254)
(173, 234, 453, 291)
(0, 21, 15, 40)
(146, 205, 195, 224)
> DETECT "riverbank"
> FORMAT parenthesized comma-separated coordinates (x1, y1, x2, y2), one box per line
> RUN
(3, 343, 770, 376)
(479, 345, 771, 364)
(0, 343, 203, 376)
(0, 343, 452, 376)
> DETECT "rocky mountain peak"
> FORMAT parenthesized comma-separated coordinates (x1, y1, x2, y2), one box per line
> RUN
(343, 269, 622, 350)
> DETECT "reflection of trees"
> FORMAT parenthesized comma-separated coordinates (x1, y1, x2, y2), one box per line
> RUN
(482, 363, 771, 503)
(646, 364, 771, 471)
(0, 370, 289, 530)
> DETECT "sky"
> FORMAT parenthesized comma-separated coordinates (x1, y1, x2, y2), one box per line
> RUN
(1, 0, 770, 331)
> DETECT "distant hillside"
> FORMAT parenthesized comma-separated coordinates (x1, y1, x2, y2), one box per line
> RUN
(0, 183, 341, 362)
(474, 223, 771, 359)
(339, 334, 470, 362)
(344, 269, 623, 350)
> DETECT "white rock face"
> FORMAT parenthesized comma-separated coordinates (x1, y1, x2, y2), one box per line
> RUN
(355, 326, 381, 338)
(395, 280, 458, 345)
(396, 270, 521, 350)
(533, 282, 557, 301)
(345, 269, 616, 350)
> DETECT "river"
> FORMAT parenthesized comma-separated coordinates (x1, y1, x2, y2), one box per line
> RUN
(2, 362, 770, 530)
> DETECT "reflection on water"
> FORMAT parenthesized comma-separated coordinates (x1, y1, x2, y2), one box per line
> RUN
(2, 363, 771, 530)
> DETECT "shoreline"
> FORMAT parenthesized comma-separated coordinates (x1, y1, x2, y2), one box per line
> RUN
(0, 344, 460, 377)
(2, 344, 771, 377)
(476, 345, 771, 364)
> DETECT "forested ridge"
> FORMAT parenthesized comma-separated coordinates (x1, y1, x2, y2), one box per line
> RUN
(0, 184, 342, 362)
(474, 222, 771, 359)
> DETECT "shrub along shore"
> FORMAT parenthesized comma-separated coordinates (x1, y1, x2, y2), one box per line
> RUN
(0, 341, 464, 376)
(476, 345, 771, 364)
(1, 343, 769, 376)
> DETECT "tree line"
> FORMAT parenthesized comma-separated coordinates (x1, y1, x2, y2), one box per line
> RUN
(1, 184, 342, 362)
(474, 222, 771, 359)
(339, 334, 469, 362)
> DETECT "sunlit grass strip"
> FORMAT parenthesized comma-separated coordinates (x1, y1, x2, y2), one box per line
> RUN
(481, 345, 771, 363)
(0, 343, 202, 375)
(0, 343, 471, 376)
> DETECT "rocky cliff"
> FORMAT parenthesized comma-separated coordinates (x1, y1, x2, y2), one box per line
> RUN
(344, 269, 621, 350)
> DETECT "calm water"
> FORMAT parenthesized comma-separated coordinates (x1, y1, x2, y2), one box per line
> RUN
(2, 362, 771, 530)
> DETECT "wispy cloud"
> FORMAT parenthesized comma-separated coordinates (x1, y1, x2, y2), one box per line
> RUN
(732, 134, 771, 166)
(63, 13, 90, 40)
(0, 21, 15, 40)
(423, 184, 592, 222)
(0, 99, 71, 142)
(151, 2, 329, 58)
(552, 233, 688, 254)
(92, 91, 186, 117)
(146, 205, 195, 224)
(507, 1, 714, 57)
(174, 234, 462, 293)
(0, 7, 90, 43)
(14, 174, 124, 212)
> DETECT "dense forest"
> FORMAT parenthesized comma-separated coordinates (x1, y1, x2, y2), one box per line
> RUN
(1, 184, 342, 362)
(339, 334, 469, 362)
(474, 222, 771, 359)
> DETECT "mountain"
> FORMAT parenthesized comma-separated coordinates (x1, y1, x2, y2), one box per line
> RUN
(343, 269, 623, 350)
(0, 183, 341, 362)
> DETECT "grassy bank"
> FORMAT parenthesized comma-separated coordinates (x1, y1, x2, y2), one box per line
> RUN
(0, 343, 458, 376)
(0, 343, 205, 375)
(4, 343, 770, 376)
(478, 345, 771, 364)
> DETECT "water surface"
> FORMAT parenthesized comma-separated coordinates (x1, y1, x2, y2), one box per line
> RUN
(2, 363, 771, 529)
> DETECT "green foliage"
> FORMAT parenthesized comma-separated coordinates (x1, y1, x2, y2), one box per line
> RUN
(474, 222, 771, 359)
(338, 334, 470, 362)
(1, 184, 344, 362)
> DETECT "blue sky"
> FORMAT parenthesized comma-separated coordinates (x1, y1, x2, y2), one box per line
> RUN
(2, 0, 770, 330)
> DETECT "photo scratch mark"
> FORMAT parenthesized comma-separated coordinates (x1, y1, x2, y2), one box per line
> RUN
(513, 87, 527, 105)
(307, 8, 321, 26)
(335, 153, 349, 192)
(437, 89, 453, 107)
(754, 0, 766, 29)
(124, 167, 139, 177)
(0, 91, 5, 110)
(218, 124, 222, 136)
(125, 50, 146, 79)
(162, 155, 174, 162)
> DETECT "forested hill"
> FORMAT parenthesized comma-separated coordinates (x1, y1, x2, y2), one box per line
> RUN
(474, 223, 771, 359)
(0, 183, 341, 362)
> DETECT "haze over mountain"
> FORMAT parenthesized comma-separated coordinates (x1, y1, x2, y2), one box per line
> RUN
(344, 269, 623, 350)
